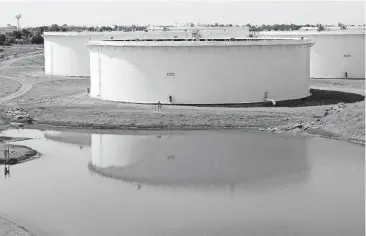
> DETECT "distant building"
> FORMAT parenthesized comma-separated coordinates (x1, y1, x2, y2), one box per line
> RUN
(346, 25, 366, 32)
(299, 27, 318, 32)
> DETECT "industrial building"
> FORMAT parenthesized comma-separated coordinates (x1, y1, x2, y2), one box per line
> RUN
(163, 26, 250, 38)
(88, 38, 313, 104)
(259, 31, 366, 79)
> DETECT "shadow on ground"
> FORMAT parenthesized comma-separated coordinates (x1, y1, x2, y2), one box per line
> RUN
(171, 89, 365, 108)
(275, 89, 365, 107)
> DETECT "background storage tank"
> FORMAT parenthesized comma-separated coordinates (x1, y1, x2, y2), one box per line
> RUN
(44, 32, 128, 77)
(89, 38, 313, 104)
(259, 31, 366, 79)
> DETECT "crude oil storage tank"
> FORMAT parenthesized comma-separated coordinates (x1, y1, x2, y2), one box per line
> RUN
(89, 38, 313, 104)
(43, 32, 130, 77)
(259, 31, 366, 79)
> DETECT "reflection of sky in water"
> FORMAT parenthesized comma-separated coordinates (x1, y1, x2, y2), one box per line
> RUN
(0, 129, 363, 236)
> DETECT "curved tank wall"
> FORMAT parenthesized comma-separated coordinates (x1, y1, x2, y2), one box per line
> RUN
(259, 31, 366, 79)
(44, 32, 162, 77)
(310, 34, 365, 79)
(90, 131, 309, 187)
(89, 39, 313, 104)
(44, 28, 248, 77)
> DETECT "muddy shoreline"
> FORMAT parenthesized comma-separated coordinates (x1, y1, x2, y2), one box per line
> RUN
(0, 97, 364, 146)
(31, 123, 366, 146)
(1, 113, 363, 146)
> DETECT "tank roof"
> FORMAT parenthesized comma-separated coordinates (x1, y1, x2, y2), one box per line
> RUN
(88, 37, 314, 47)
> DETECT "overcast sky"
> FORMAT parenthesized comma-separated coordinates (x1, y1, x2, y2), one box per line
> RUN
(0, 1, 364, 27)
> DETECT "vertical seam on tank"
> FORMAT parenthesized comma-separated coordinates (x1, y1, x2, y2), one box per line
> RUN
(98, 46, 102, 98)
(50, 42, 53, 75)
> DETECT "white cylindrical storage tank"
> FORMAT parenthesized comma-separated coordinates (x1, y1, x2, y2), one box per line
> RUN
(43, 31, 148, 77)
(89, 38, 313, 104)
(259, 31, 366, 79)
(309, 33, 365, 79)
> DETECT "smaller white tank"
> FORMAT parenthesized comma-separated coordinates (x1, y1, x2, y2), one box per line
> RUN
(259, 31, 366, 79)
(44, 31, 145, 77)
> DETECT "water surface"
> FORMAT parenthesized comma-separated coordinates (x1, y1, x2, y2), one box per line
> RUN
(0, 129, 364, 236)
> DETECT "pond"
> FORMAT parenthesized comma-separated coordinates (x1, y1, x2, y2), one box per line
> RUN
(0, 129, 364, 236)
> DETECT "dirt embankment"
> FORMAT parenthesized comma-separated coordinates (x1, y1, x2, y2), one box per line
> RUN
(1, 92, 365, 145)
(0, 45, 43, 61)
(0, 216, 33, 236)
(1, 92, 364, 145)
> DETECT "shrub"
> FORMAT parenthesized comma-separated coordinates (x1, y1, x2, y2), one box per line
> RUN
(0, 34, 5, 45)
(30, 33, 44, 44)
(11, 30, 22, 39)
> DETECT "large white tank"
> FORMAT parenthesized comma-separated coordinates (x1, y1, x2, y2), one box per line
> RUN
(89, 38, 313, 104)
(259, 31, 366, 79)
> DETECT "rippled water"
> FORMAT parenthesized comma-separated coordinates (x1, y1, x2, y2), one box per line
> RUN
(0, 129, 364, 236)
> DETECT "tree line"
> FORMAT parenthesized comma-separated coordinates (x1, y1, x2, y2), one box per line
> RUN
(1, 22, 359, 46)
(38, 24, 148, 33)
(0, 28, 44, 46)
(0, 24, 148, 46)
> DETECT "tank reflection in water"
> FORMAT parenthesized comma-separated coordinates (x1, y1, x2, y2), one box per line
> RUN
(44, 130, 91, 147)
(0, 129, 363, 236)
(89, 132, 310, 189)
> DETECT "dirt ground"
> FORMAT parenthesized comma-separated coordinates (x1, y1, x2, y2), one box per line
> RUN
(0, 78, 21, 98)
(0, 45, 42, 61)
(0, 217, 32, 236)
(0, 50, 364, 145)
